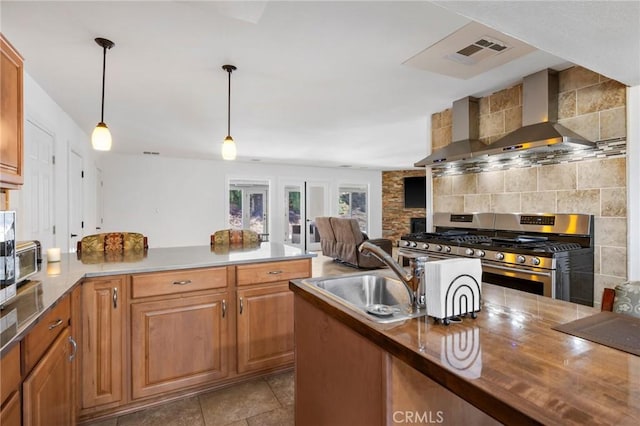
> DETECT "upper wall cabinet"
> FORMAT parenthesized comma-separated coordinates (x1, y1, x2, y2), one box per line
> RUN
(0, 33, 24, 189)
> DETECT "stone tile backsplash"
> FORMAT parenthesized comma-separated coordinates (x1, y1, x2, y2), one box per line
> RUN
(577, 157, 625, 188)
(537, 163, 577, 191)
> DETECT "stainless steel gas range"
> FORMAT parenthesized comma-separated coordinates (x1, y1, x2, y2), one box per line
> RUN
(398, 212, 595, 306)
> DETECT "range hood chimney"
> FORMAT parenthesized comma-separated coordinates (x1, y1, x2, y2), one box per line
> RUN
(477, 69, 595, 156)
(414, 96, 484, 166)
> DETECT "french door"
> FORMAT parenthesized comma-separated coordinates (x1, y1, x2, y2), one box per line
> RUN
(228, 179, 269, 239)
(305, 182, 330, 251)
(280, 181, 329, 251)
(283, 183, 305, 250)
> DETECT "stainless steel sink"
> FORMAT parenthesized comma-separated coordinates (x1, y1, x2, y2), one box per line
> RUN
(301, 273, 428, 323)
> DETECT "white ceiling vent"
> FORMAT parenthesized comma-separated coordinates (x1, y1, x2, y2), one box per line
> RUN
(404, 22, 535, 79)
(447, 36, 511, 65)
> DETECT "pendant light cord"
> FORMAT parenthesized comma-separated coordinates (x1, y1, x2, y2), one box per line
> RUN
(227, 68, 232, 136)
(100, 45, 107, 123)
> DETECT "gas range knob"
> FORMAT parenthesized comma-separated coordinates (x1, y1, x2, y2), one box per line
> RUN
(444, 246, 451, 253)
(475, 249, 485, 257)
(531, 257, 541, 266)
(435, 244, 443, 252)
(410, 242, 417, 248)
(400, 241, 409, 247)
(495, 252, 505, 261)
(421, 243, 429, 250)
(465, 248, 474, 256)
(517, 255, 526, 264)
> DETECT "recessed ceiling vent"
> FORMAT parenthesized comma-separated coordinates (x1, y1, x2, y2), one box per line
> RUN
(403, 22, 535, 79)
(447, 36, 510, 65)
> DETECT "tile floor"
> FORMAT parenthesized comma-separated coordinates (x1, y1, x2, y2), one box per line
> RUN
(84, 252, 360, 426)
(86, 371, 294, 426)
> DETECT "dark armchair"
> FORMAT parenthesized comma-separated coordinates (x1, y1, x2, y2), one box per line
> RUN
(315, 217, 393, 269)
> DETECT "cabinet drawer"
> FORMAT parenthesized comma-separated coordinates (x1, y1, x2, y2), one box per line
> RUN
(236, 259, 311, 286)
(131, 267, 227, 298)
(1, 344, 20, 405)
(23, 294, 70, 374)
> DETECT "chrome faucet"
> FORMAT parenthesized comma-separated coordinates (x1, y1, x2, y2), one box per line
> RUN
(358, 241, 427, 313)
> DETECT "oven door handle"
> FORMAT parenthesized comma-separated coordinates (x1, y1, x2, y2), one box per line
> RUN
(484, 263, 552, 278)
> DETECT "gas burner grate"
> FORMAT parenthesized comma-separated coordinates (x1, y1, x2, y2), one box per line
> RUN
(540, 242, 583, 252)
(456, 235, 492, 244)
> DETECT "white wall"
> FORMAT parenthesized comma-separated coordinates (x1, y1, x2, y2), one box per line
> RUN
(10, 72, 98, 252)
(100, 153, 383, 248)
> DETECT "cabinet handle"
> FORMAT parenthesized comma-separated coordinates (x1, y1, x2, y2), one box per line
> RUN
(239, 297, 244, 314)
(222, 300, 227, 318)
(172, 280, 192, 285)
(268, 270, 283, 275)
(68, 336, 78, 362)
(113, 287, 118, 309)
(48, 319, 63, 330)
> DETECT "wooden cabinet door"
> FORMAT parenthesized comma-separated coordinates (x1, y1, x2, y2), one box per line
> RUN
(23, 327, 73, 426)
(0, 390, 21, 426)
(131, 292, 229, 399)
(81, 276, 125, 409)
(237, 282, 294, 373)
(0, 34, 24, 189)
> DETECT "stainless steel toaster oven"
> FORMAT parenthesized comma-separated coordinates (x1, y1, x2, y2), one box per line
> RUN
(16, 240, 41, 284)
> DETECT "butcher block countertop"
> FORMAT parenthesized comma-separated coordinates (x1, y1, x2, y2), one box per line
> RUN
(290, 275, 640, 425)
(0, 243, 314, 355)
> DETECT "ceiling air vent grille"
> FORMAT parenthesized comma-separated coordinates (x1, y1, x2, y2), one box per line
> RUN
(448, 37, 510, 65)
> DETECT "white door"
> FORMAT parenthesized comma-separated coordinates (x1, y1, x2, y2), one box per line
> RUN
(305, 182, 330, 251)
(283, 182, 305, 250)
(20, 120, 55, 250)
(68, 150, 84, 252)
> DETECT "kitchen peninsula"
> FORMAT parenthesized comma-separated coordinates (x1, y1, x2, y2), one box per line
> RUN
(291, 275, 640, 425)
(0, 243, 313, 425)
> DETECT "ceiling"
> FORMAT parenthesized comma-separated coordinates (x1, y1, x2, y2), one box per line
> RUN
(2, 1, 638, 170)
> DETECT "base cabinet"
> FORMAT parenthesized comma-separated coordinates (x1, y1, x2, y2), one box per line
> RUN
(237, 283, 294, 373)
(75, 258, 309, 422)
(22, 328, 74, 426)
(81, 276, 126, 410)
(1, 343, 21, 426)
(0, 390, 21, 426)
(131, 292, 229, 399)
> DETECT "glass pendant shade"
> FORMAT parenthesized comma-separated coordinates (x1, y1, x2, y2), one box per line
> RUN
(221, 135, 237, 160)
(92, 122, 112, 151)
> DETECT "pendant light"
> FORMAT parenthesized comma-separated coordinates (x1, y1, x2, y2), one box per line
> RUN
(221, 64, 237, 160)
(92, 37, 115, 151)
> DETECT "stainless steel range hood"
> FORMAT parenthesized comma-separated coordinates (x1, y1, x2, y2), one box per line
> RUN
(414, 96, 484, 166)
(474, 69, 595, 157)
(415, 69, 596, 168)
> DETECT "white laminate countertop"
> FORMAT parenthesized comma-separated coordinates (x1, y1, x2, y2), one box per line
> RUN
(0, 243, 315, 354)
